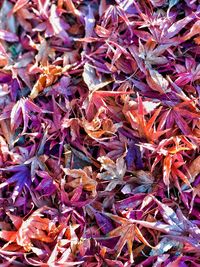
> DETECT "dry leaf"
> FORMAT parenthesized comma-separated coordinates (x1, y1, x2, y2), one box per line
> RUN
(83, 62, 113, 92)
(147, 68, 170, 94)
(188, 156, 200, 183)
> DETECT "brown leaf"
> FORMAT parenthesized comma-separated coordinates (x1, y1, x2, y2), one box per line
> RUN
(183, 21, 200, 41)
(82, 107, 121, 140)
(30, 65, 62, 99)
(63, 167, 97, 197)
(188, 156, 200, 183)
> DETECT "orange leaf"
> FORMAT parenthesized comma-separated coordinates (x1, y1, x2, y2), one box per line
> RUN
(0, 230, 17, 242)
(64, 0, 82, 18)
(194, 36, 200, 45)
(146, 106, 162, 134)
(183, 21, 200, 41)
(12, 0, 28, 13)
(172, 167, 191, 187)
(7, 212, 22, 228)
(163, 155, 172, 186)
(188, 156, 200, 183)
(63, 167, 97, 196)
(30, 65, 62, 99)
(107, 213, 153, 263)
(0, 208, 59, 252)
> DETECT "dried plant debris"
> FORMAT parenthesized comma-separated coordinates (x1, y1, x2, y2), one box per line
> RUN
(0, 0, 200, 266)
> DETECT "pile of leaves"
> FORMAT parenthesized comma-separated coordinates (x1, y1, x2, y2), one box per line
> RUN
(0, 0, 200, 266)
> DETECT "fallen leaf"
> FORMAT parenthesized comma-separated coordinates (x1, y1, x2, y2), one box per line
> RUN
(83, 62, 113, 92)
(146, 68, 170, 94)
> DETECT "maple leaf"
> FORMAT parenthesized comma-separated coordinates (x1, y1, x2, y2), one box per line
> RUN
(84, 87, 133, 122)
(1, 0, 200, 265)
(101, 5, 131, 30)
(32, 2, 70, 42)
(138, 38, 170, 66)
(175, 57, 200, 86)
(46, 222, 85, 266)
(135, 4, 197, 44)
(108, 196, 200, 253)
(0, 165, 31, 202)
(100, 135, 127, 161)
(63, 166, 97, 197)
(142, 136, 196, 188)
(188, 156, 200, 183)
(10, 97, 42, 134)
(157, 100, 200, 136)
(30, 65, 63, 99)
(97, 155, 126, 191)
(105, 213, 153, 263)
(81, 106, 122, 141)
(146, 68, 170, 94)
(83, 62, 113, 93)
(0, 207, 59, 252)
(125, 95, 167, 142)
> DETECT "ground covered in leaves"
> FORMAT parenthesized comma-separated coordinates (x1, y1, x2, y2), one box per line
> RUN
(0, 0, 200, 266)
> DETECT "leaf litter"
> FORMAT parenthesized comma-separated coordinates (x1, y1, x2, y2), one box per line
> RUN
(0, 0, 200, 266)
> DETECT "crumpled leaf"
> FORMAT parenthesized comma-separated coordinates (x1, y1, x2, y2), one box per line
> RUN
(82, 106, 122, 140)
(97, 155, 126, 181)
(63, 167, 97, 197)
(0, 207, 59, 252)
(30, 65, 63, 99)
(83, 62, 113, 92)
(146, 69, 170, 94)
(188, 156, 200, 183)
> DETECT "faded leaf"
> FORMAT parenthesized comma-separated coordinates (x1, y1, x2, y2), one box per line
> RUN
(146, 69, 170, 94)
(83, 63, 113, 92)
(188, 156, 200, 183)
